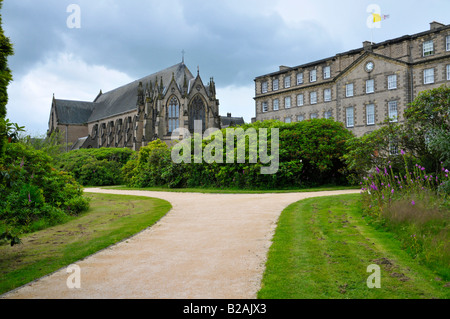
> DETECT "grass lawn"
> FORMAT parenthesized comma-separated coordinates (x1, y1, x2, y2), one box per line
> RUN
(258, 194, 449, 299)
(103, 184, 359, 194)
(0, 193, 172, 296)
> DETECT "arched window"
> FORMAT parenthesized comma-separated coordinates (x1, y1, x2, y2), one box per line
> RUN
(168, 97, 180, 133)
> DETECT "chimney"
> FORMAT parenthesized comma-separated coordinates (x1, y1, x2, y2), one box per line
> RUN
(279, 65, 290, 71)
(430, 21, 445, 30)
(363, 41, 373, 50)
(227, 113, 231, 117)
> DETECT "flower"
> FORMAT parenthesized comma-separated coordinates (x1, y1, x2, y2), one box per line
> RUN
(411, 200, 415, 206)
(391, 189, 394, 194)
(28, 193, 31, 203)
(401, 149, 405, 155)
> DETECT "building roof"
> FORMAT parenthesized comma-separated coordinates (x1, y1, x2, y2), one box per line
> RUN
(54, 99, 96, 125)
(220, 113, 245, 128)
(89, 62, 194, 122)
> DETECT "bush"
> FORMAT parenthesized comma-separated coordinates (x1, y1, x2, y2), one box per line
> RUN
(126, 119, 354, 189)
(0, 142, 89, 234)
(54, 148, 135, 186)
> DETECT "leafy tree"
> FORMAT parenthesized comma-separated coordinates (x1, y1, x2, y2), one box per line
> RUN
(0, 0, 13, 157)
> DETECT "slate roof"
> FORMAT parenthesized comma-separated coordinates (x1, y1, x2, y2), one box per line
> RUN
(88, 62, 194, 122)
(54, 99, 96, 125)
(220, 114, 245, 128)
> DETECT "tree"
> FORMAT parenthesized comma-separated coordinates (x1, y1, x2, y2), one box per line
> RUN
(0, 0, 14, 157)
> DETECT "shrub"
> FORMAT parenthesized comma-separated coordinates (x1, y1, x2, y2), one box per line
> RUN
(54, 148, 135, 186)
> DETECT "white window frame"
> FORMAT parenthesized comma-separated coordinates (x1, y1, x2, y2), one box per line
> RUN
(262, 81, 268, 94)
(310, 113, 318, 119)
(297, 72, 304, 85)
(346, 83, 354, 97)
(366, 104, 375, 125)
(388, 74, 397, 90)
(424, 68, 435, 84)
(262, 101, 268, 113)
(346, 107, 354, 128)
(366, 79, 374, 94)
(297, 94, 304, 107)
(389, 141, 399, 156)
(324, 88, 331, 102)
(285, 96, 291, 109)
(310, 91, 317, 104)
(273, 99, 279, 111)
(285, 117, 292, 124)
(447, 35, 450, 51)
(324, 111, 332, 119)
(423, 40, 434, 57)
(447, 65, 450, 81)
(273, 78, 279, 91)
(297, 115, 304, 122)
(323, 66, 331, 79)
(284, 76, 291, 88)
(388, 101, 398, 123)
(310, 69, 317, 83)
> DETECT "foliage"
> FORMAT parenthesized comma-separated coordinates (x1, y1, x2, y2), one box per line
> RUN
(22, 130, 69, 159)
(0, 142, 90, 237)
(0, 0, 14, 157)
(54, 147, 135, 186)
(127, 119, 354, 189)
(360, 151, 449, 279)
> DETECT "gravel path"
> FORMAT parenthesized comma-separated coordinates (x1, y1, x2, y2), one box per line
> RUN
(2, 188, 360, 299)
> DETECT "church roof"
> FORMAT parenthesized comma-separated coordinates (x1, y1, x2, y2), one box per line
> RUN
(88, 62, 194, 122)
(54, 99, 96, 125)
(220, 113, 245, 128)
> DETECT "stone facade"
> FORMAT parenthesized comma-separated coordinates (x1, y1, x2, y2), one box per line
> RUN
(254, 21, 450, 137)
(47, 63, 221, 151)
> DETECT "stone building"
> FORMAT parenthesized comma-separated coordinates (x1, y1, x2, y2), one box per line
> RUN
(254, 21, 450, 137)
(47, 62, 222, 151)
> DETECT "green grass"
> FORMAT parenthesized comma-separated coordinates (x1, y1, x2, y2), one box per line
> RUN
(258, 194, 449, 299)
(0, 193, 172, 296)
(101, 184, 359, 194)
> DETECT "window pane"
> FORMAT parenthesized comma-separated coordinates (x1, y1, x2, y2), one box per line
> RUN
(297, 94, 304, 106)
(366, 104, 375, 125)
(285, 117, 291, 123)
(324, 111, 332, 119)
(285, 76, 291, 88)
(262, 102, 268, 112)
(346, 107, 354, 127)
(297, 73, 303, 85)
(273, 99, 279, 111)
(447, 65, 450, 81)
(366, 79, 374, 93)
(447, 36, 450, 51)
(424, 68, 434, 84)
(285, 97, 291, 109)
(324, 89, 331, 102)
(311, 113, 318, 119)
(389, 101, 398, 122)
(346, 83, 354, 97)
(297, 115, 304, 121)
(310, 92, 317, 104)
(388, 75, 397, 89)
(262, 81, 268, 93)
(323, 66, 331, 79)
(423, 40, 434, 56)
(273, 79, 279, 91)
(310, 70, 317, 82)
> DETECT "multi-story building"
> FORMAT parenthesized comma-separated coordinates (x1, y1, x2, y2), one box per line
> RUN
(254, 21, 450, 137)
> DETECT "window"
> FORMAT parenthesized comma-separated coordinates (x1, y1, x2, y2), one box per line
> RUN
(310, 69, 317, 82)
(346, 107, 354, 127)
(447, 65, 450, 81)
(273, 78, 279, 91)
(346, 83, 354, 97)
(389, 142, 399, 156)
(324, 111, 332, 119)
(297, 115, 304, 122)
(273, 99, 279, 111)
(366, 104, 375, 125)
(324, 88, 331, 102)
(366, 79, 374, 93)
(168, 97, 180, 133)
(310, 113, 318, 119)
(262, 81, 268, 93)
(285, 117, 291, 123)
(310, 91, 317, 104)
(297, 73, 304, 85)
(297, 94, 304, 106)
(285, 96, 291, 109)
(262, 102, 268, 113)
(424, 68, 435, 84)
(447, 36, 450, 51)
(388, 75, 397, 90)
(323, 66, 331, 79)
(284, 76, 291, 88)
(388, 101, 398, 122)
(423, 40, 434, 56)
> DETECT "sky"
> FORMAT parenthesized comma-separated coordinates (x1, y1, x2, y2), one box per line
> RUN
(2, 0, 450, 136)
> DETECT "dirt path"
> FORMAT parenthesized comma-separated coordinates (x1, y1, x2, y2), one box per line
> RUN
(2, 188, 360, 299)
